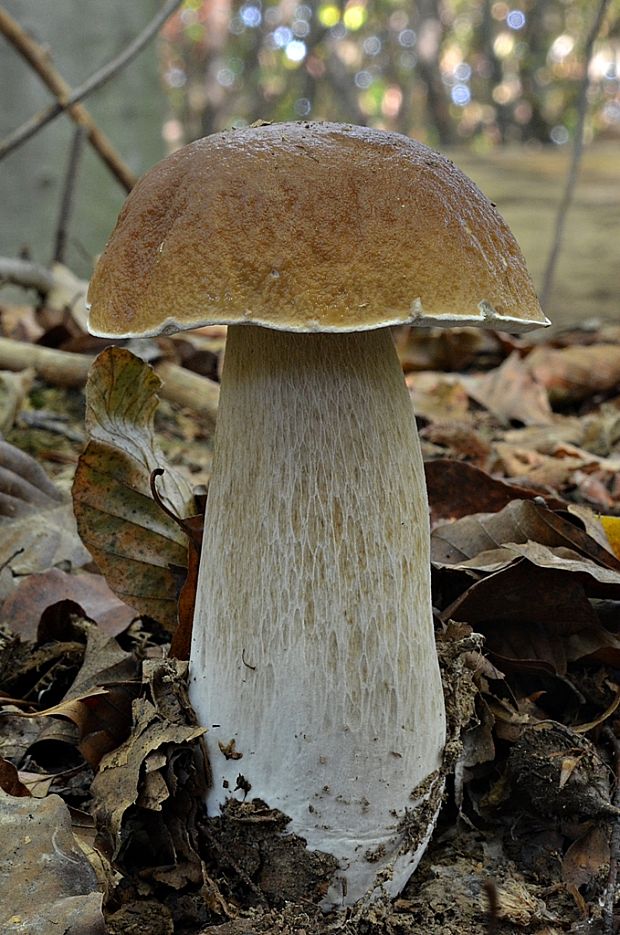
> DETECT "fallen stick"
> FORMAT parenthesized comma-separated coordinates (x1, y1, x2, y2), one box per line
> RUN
(0, 257, 55, 293)
(0, 338, 219, 429)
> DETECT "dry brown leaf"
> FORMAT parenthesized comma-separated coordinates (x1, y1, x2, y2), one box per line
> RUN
(571, 470, 617, 510)
(26, 686, 137, 770)
(572, 682, 620, 734)
(73, 348, 196, 630)
(0, 438, 64, 515)
(494, 418, 620, 506)
(425, 460, 566, 527)
(406, 372, 472, 423)
(0, 567, 138, 640)
(0, 440, 90, 574)
(0, 711, 44, 762)
(18, 688, 110, 720)
(493, 442, 585, 491)
(0, 504, 92, 576)
(0, 756, 30, 797)
(0, 790, 105, 934)
(442, 561, 620, 673)
(431, 498, 620, 570)
(564, 504, 617, 551)
(579, 401, 620, 457)
(419, 423, 491, 465)
(561, 824, 610, 887)
(502, 418, 585, 452)
(91, 659, 208, 888)
(15, 619, 140, 768)
(15, 770, 55, 798)
(526, 343, 620, 405)
(395, 324, 492, 372)
(463, 351, 554, 426)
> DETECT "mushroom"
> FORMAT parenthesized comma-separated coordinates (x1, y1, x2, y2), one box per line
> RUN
(87, 122, 548, 907)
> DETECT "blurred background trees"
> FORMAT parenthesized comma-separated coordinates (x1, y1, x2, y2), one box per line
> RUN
(1, 0, 618, 322)
(159, 0, 620, 151)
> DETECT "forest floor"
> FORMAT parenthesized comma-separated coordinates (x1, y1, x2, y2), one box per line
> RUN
(1, 296, 620, 933)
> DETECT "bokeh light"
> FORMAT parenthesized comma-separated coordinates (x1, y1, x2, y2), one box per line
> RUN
(161, 0, 619, 151)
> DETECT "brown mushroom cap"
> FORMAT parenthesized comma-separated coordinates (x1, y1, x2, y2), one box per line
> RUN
(87, 121, 548, 338)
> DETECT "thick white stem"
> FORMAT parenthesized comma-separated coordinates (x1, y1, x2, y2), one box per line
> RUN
(189, 325, 446, 907)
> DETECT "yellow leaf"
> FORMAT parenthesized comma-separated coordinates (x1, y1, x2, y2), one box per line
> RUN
(599, 515, 620, 560)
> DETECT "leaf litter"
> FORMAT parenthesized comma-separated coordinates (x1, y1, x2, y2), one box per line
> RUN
(1, 319, 620, 932)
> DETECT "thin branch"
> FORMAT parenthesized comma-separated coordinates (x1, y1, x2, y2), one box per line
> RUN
(0, 256, 55, 293)
(540, 0, 612, 310)
(0, 0, 183, 163)
(0, 7, 135, 190)
(52, 126, 87, 265)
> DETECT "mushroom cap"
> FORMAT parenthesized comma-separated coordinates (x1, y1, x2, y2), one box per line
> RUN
(87, 121, 548, 338)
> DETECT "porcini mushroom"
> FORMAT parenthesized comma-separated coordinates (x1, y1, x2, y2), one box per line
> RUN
(87, 122, 549, 907)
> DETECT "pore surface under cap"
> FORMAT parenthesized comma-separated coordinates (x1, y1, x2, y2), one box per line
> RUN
(88, 121, 548, 338)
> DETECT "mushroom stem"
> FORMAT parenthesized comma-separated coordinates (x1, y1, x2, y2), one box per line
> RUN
(189, 324, 446, 907)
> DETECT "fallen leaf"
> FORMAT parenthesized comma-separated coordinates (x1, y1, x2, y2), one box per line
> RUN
(395, 325, 493, 372)
(600, 515, 620, 559)
(91, 659, 208, 888)
(0, 756, 30, 797)
(572, 682, 620, 734)
(0, 568, 138, 640)
(0, 790, 105, 934)
(0, 438, 65, 514)
(571, 469, 617, 510)
(526, 344, 620, 405)
(562, 824, 611, 887)
(493, 442, 585, 492)
(15, 617, 140, 768)
(425, 460, 566, 527)
(502, 417, 585, 453)
(0, 710, 45, 762)
(463, 351, 553, 426)
(73, 348, 196, 630)
(83, 347, 192, 510)
(407, 372, 472, 423)
(431, 498, 620, 570)
(0, 440, 90, 574)
(14, 770, 54, 798)
(564, 504, 617, 551)
(420, 423, 491, 465)
(442, 561, 620, 673)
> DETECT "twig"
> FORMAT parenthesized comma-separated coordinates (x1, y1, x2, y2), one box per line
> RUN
(0, 0, 183, 164)
(0, 7, 135, 190)
(19, 410, 85, 443)
(0, 256, 54, 293)
(52, 126, 87, 265)
(540, 0, 612, 309)
(603, 726, 620, 934)
(0, 338, 220, 428)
